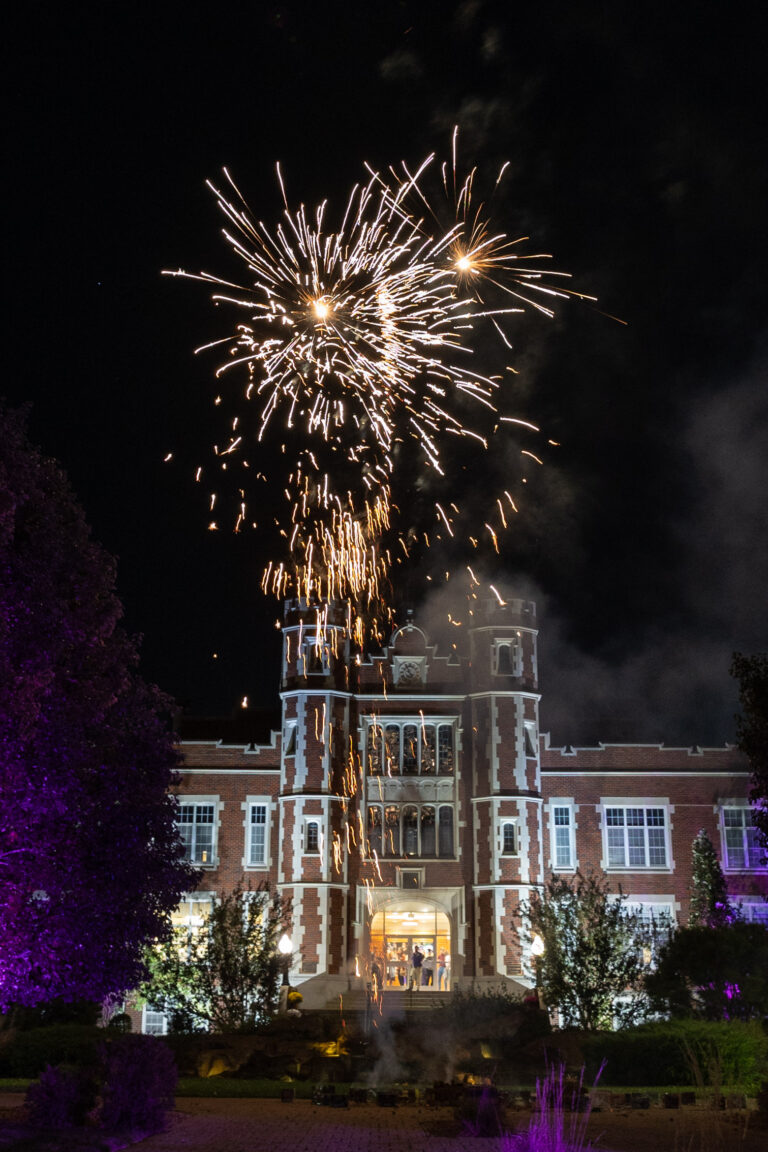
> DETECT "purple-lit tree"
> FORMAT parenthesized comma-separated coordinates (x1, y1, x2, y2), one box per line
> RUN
(0, 404, 197, 1009)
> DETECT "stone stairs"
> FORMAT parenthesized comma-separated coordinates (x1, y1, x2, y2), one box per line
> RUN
(331, 988, 451, 1016)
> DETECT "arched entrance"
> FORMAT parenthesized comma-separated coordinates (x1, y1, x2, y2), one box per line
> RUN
(369, 900, 451, 992)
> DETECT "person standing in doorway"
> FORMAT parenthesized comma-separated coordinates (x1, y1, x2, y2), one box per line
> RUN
(422, 949, 435, 987)
(437, 949, 448, 990)
(410, 944, 424, 989)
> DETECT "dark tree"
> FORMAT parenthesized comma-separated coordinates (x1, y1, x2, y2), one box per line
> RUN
(689, 829, 734, 927)
(646, 922, 768, 1021)
(0, 404, 196, 1009)
(143, 883, 289, 1032)
(519, 871, 660, 1030)
(731, 652, 768, 853)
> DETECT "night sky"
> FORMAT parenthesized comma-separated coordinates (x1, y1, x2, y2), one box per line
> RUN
(4, 1, 767, 745)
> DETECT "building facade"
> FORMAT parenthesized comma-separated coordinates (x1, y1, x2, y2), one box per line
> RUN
(166, 596, 767, 1018)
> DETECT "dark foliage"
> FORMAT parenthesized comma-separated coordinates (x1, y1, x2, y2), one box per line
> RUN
(0, 404, 198, 1008)
(0, 1024, 102, 1078)
(25, 1063, 98, 1128)
(105, 1012, 133, 1033)
(645, 921, 768, 1021)
(581, 1020, 767, 1093)
(731, 652, 768, 851)
(100, 1033, 177, 1132)
(3, 999, 101, 1031)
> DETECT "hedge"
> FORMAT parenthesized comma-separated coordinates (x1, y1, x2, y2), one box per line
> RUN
(582, 1020, 768, 1094)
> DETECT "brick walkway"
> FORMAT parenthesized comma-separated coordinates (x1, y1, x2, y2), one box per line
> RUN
(139, 1098, 511, 1152)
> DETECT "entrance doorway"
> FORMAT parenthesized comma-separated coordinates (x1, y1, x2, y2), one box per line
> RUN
(369, 902, 451, 992)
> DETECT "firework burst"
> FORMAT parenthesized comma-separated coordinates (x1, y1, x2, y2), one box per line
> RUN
(167, 141, 586, 641)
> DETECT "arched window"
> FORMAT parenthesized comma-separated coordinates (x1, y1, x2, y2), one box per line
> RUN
(367, 725, 382, 774)
(384, 806, 401, 856)
(421, 726, 436, 774)
(493, 637, 522, 677)
(305, 821, 320, 854)
(421, 806, 436, 856)
(438, 725, 454, 774)
(403, 725, 418, 774)
(367, 806, 382, 857)
(385, 726, 400, 774)
(403, 806, 419, 856)
(438, 806, 454, 857)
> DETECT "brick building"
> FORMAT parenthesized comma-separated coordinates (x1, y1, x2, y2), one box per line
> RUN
(158, 596, 767, 1024)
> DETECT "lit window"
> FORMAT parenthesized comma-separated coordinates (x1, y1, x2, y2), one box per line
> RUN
(722, 808, 765, 869)
(366, 719, 455, 776)
(605, 806, 667, 869)
(142, 1006, 167, 1035)
(367, 803, 455, 858)
(177, 803, 216, 865)
(552, 806, 574, 869)
(248, 803, 268, 867)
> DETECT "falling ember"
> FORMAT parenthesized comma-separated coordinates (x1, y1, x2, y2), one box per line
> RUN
(168, 135, 585, 647)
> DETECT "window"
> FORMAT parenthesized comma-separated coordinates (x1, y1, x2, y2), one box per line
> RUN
(367, 803, 455, 858)
(171, 893, 214, 932)
(722, 808, 765, 869)
(742, 902, 768, 926)
(502, 822, 517, 855)
(303, 638, 329, 675)
(492, 637, 522, 677)
(283, 723, 297, 756)
(366, 719, 455, 776)
(524, 721, 538, 758)
(248, 802, 268, 867)
(626, 900, 675, 932)
(142, 1006, 167, 1036)
(552, 805, 574, 870)
(605, 806, 667, 869)
(177, 803, 216, 865)
(305, 820, 320, 854)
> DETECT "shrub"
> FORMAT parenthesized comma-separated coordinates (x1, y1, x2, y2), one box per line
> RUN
(0, 1024, 102, 1077)
(582, 1020, 768, 1093)
(25, 1063, 97, 1128)
(106, 1012, 133, 1032)
(100, 1033, 178, 1132)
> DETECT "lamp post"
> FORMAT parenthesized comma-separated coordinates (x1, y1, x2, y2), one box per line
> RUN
(531, 933, 546, 1010)
(278, 932, 292, 1011)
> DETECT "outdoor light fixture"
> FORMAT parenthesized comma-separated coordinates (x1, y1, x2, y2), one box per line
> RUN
(531, 934, 545, 1010)
(278, 932, 293, 987)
